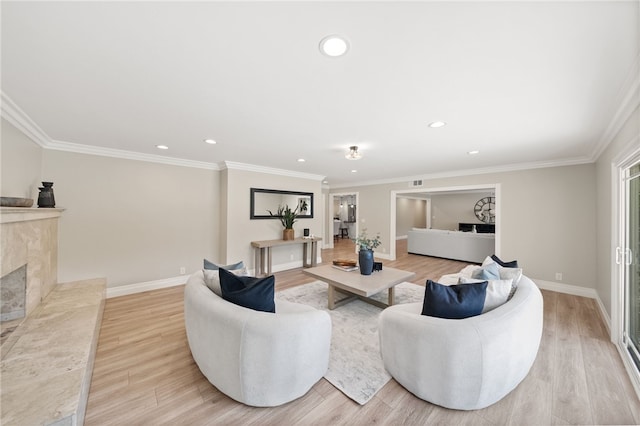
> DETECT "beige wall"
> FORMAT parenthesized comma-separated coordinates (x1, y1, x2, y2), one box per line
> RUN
(596, 104, 640, 317)
(430, 192, 493, 231)
(1, 118, 43, 200)
(396, 198, 426, 236)
(337, 163, 597, 288)
(41, 150, 220, 287)
(223, 168, 323, 272)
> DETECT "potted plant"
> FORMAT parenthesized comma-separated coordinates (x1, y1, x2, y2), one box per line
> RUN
(352, 228, 381, 275)
(268, 204, 299, 240)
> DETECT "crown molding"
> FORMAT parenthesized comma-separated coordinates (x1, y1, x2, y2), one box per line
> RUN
(1, 91, 52, 148)
(1, 92, 219, 170)
(329, 156, 593, 189)
(222, 161, 326, 181)
(591, 51, 640, 161)
(48, 140, 220, 170)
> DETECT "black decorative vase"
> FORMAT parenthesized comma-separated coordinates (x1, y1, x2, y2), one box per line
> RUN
(358, 249, 374, 275)
(37, 182, 55, 208)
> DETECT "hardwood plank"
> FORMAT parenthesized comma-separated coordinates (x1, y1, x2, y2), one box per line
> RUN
(424, 404, 494, 425)
(506, 375, 553, 425)
(380, 391, 435, 425)
(295, 390, 361, 424)
(552, 332, 593, 424)
(341, 396, 394, 425)
(580, 335, 636, 424)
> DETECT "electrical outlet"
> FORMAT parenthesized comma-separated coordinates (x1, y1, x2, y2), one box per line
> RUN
(290, 254, 294, 261)
(180, 266, 186, 275)
(382, 247, 386, 253)
(555, 272, 562, 281)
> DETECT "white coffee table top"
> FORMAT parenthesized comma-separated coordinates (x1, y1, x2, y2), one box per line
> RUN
(303, 264, 416, 298)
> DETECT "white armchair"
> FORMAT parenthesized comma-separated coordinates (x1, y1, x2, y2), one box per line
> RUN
(379, 275, 543, 410)
(184, 270, 332, 407)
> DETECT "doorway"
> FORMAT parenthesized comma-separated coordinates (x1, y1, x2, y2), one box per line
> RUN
(328, 192, 359, 249)
(389, 184, 500, 261)
(616, 153, 640, 397)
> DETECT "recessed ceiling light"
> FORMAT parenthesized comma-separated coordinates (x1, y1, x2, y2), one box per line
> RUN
(298, 158, 305, 162)
(319, 35, 349, 57)
(351, 169, 357, 173)
(204, 139, 217, 145)
(428, 121, 446, 128)
(468, 150, 480, 155)
(323, 180, 329, 184)
(156, 145, 169, 150)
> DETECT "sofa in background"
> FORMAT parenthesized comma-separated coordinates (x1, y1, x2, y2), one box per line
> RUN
(378, 269, 543, 410)
(407, 228, 495, 263)
(184, 270, 332, 407)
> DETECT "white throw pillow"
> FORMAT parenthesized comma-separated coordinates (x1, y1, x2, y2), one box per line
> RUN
(481, 256, 523, 289)
(203, 267, 248, 296)
(459, 264, 482, 278)
(499, 267, 522, 286)
(458, 277, 513, 313)
(482, 256, 495, 266)
(436, 274, 461, 286)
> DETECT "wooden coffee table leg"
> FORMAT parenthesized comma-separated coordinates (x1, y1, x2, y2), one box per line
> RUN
(388, 286, 395, 306)
(328, 285, 335, 310)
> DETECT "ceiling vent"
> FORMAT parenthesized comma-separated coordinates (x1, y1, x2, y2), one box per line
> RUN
(409, 179, 423, 187)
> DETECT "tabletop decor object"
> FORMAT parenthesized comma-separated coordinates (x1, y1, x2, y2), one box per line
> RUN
(352, 229, 381, 275)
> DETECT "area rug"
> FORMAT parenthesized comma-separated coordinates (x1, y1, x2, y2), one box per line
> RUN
(276, 280, 424, 405)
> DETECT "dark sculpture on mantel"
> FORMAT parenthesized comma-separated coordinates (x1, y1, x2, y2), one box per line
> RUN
(37, 182, 55, 208)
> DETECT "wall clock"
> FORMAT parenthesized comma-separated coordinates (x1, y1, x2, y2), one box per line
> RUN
(474, 196, 495, 223)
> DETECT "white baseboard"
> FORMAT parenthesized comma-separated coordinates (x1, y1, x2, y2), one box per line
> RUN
(107, 275, 187, 298)
(396, 235, 408, 240)
(109, 257, 325, 298)
(532, 278, 611, 332)
(533, 278, 598, 298)
(373, 252, 392, 261)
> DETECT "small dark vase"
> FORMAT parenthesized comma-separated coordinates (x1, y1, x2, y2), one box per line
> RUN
(358, 249, 374, 275)
(37, 182, 55, 208)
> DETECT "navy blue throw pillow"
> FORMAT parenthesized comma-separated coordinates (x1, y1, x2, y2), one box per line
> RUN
(490, 254, 519, 268)
(219, 268, 275, 313)
(421, 280, 487, 319)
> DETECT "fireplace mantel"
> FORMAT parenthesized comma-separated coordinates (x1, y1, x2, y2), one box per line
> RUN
(1, 207, 65, 224)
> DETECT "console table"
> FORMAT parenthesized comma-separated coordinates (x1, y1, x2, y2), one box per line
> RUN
(251, 237, 322, 277)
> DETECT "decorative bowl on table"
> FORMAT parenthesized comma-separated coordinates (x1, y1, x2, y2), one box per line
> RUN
(0, 197, 34, 207)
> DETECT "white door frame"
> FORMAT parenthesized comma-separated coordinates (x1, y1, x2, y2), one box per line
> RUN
(327, 191, 359, 249)
(612, 137, 640, 399)
(389, 184, 500, 261)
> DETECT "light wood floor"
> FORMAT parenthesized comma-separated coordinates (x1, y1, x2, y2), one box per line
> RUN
(85, 239, 640, 425)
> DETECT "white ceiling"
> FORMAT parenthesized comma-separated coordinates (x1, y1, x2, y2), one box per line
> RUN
(2, 1, 638, 186)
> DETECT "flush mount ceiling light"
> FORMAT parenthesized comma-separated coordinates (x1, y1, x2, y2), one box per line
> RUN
(297, 158, 306, 162)
(156, 145, 169, 150)
(319, 35, 349, 57)
(204, 139, 217, 145)
(428, 121, 447, 128)
(345, 145, 362, 160)
(468, 150, 480, 155)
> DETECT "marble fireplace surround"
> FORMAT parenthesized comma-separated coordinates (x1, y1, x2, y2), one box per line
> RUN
(1, 207, 64, 323)
(1, 207, 106, 426)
